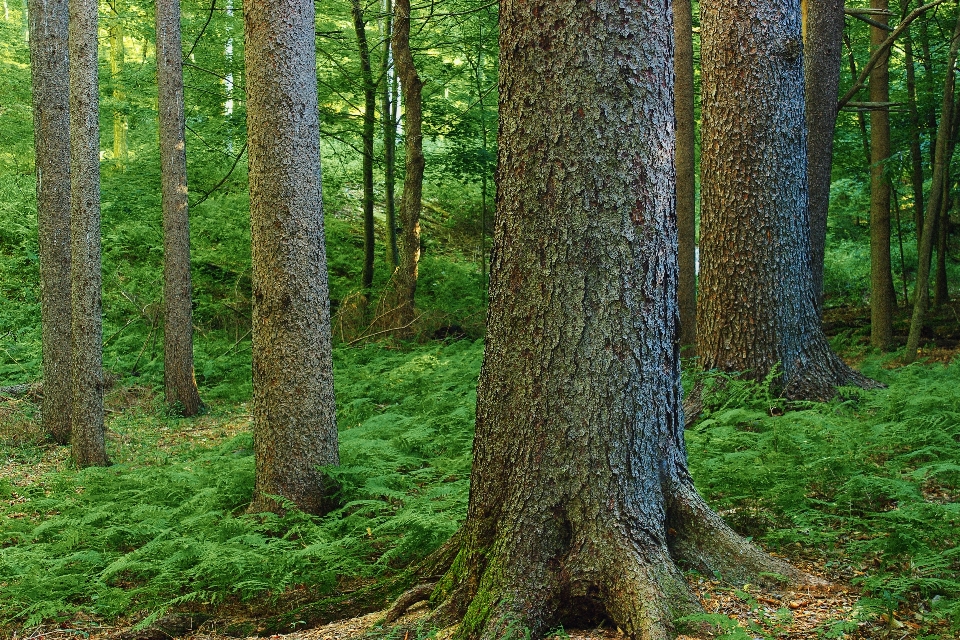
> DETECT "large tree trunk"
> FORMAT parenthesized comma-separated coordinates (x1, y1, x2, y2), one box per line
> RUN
(352, 0, 376, 299)
(244, 0, 339, 515)
(381, 0, 398, 268)
(28, 0, 72, 445)
(802, 0, 844, 315)
(698, 0, 877, 400)
(869, 0, 897, 350)
(422, 3, 813, 639)
(69, 0, 110, 467)
(156, 0, 202, 417)
(675, 0, 697, 354)
(390, 0, 422, 330)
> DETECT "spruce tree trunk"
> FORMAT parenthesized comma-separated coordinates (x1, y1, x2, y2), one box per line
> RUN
(802, 0, 844, 315)
(156, 0, 202, 417)
(69, 0, 110, 467)
(675, 0, 697, 354)
(869, 0, 897, 350)
(29, 0, 72, 445)
(352, 0, 376, 298)
(424, 3, 812, 639)
(391, 0, 422, 329)
(244, 0, 339, 515)
(382, 0, 398, 268)
(698, 0, 877, 400)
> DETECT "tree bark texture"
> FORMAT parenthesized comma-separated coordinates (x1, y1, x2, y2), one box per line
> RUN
(244, 0, 339, 515)
(29, 0, 72, 445)
(156, 0, 202, 417)
(391, 0, 423, 329)
(869, 0, 896, 350)
(675, 0, 697, 354)
(802, 0, 844, 315)
(698, 0, 877, 400)
(425, 4, 810, 639)
(69, 0, 109, 467)
(352, 0, 376, 297)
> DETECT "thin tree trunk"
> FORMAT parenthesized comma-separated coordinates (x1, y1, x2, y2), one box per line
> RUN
(69, 0, 110, 467)
(382, 0, 398, 268)
(244, 0, 339, 514)
(108, 0, 126, 170)
(869, 0, 897, 350)
(675, 0, 697, 353)
(352, 0, 376, 298)
(844, 31, 873, 169)
(156, 0, 202, 416)
(29, 0, 72, 444)
(920, 12, 938, 167)
(802, 0, 845, 315)
(903, 0, 926, 250)
(934, 183, 950, 305)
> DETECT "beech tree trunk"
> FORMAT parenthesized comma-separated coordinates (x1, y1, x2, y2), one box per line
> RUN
(423, 3, 812, 639)
(244, 0, 339, 515)
(29, 0, 72, 444)
(156, 0, 202, 416)
(675, 0, 697, 354)
(802, 0, 844, 315)
(698, 0, 877, 400)
(352, 0, 376, 298)
(69, 0, 110, 467)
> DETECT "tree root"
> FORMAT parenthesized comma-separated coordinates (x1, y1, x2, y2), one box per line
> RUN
(384, 583, 437, 623)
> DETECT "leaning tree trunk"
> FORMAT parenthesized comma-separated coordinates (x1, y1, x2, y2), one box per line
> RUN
(244, 0, 339, 515)
(156, 0, 202, 417)
(390, 0, 423, 330)
(698, 0, 877, 400)
(675, 0, 698, 354)
(352, 0, 376, 299)
(28, 0, 72, 444)
(69, 0, 110, 467)
(802, 0, 844, 315)
(420, 3, 814, 639)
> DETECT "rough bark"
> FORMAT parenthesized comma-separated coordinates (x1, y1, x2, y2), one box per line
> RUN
(698, 0, 878, 400)
(424, 4, 813, 640)
(244, 0, 339, 515)
(352, 0, 376, 298)
(156, 0, 202, 416)
(675, 0, 697, 354)
(390, 0, 423, 329)
(802, 0, 844, 315)
(382, 0, 398, 268)
(69, 0, 110, 467)
(869, 0, 897, 350)
(28, 0, 72, 445)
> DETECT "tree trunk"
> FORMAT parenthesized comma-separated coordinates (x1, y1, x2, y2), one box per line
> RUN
(390, 0, 423, 329)
(244, 0, 339, 515)
(698, 0, 877, 400)
(843, 31, 873, 170)
(869, 0, 897, 350)
(675, 0, 697, 354)
(69, 0, 110, 467)
(903, 0, 926, 251)
(108, 0, 126, 170)
(382, 0, 398, 268)
(802, 0, 844, 315)
(934, 187, 950, 306)
(156, 0, 202, 417)
(423, 4, 814, 639)
(29, 0, 72, 445)
(352, 0, 376, 298)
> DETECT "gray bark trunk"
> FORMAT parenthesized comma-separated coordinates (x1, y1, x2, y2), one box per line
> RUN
(69, 0, 109, 467)
(156, 0, 202, 416)
(698, 0, 877, 400)
(28, 0, 72, 444)
(675, 0, 697, 354)
(424, 3, 810, 639)
(244, 0, 339, 514)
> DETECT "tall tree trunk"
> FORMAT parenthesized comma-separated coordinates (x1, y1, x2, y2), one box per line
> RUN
(906, 7, 960, 362)
(802, 0, 844, 315)
(352, 0, 376, 298)
(391, 0, 422, 329)
(69, 0, 110, 467)
(870, 0, 897, 350)
(156, 0, 202, 416)
(919, 11, 938, 167)
(903, 0, 927, 250)
(381, 0, 398, 268)
(423, 4, 812, 639)
(675, 0, 697, 353)
(29, 0, 72, 445)
(470, 22, 492, 300)
(698, 0, 878, 400)
(244, 0, 339, 515)
(108, 0, 126, 170)
(844, 31, 873, 170)
(934, 186, 950, 305)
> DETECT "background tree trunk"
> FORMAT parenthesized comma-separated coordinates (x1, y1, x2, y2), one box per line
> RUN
(244, 0, 339, 515)
(903, 0, 926, 250)
(29, 0, 72, 445)
(698, 0, 877, 400)
(108, 0, 126, 170)
(675, 0, 698, 354)
(156, 0, 202, 416)
(352, 0, 376, 299)
(69, 0, 110, 467)
(382, 0, 398, 268)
